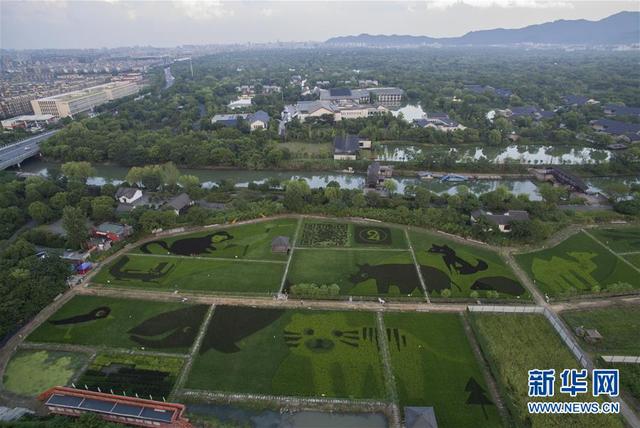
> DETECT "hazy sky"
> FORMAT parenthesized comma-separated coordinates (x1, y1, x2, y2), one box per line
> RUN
(1, 0, 638, 49)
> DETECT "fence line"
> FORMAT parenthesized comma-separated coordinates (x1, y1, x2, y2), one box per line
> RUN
(467, 305, 542, 313)
(602, 355, 640, 364)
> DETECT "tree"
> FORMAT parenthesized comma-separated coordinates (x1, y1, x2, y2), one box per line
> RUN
(324, 186, 340, 202)
(62, 206, 89, 249)
(49, 192, 69, 210)
(160, 162, 181, 190)
(283, 179, 311, 211)
(61, 161, 95, 184)
(538, 183, 566, 205)
(487, 129, 502, 145)
(382, 179, 398, 196)
(90, 196, 115, 223)
(28, 201, 54, 224)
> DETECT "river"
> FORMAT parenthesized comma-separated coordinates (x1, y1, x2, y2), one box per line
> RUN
(377, 144, 612, 165)
(16, 159, 638, 200)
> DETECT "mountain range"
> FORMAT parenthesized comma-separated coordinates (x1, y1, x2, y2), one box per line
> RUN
(325, 11, 640, 46)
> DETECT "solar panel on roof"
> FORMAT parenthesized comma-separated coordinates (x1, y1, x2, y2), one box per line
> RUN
(46, 394, 84, 407)
(81, 398, 115, 412)
(329, 88, 351, 97)
(112, 403, 143, 417)
(140, 407, 174, 422)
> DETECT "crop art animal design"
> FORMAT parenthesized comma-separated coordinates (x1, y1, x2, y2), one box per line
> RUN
(109, 256, 175, 283)
(50, 306, 111, 325)
(128, 305, 208, 349)
(471, 276, 525, 296)
(428, 244, 488, 275)
(139, 231, 233, 256)
(349, 263, 460, 294)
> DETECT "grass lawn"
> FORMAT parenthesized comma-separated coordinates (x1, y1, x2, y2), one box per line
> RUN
(280, 141, 332, 158)
(409, 230, 526, 299)
(589, 227, 640, 253)
(186, 307, 386, 399)
(132, 219, 297, 261)
(624, 253, 640, 269)
(3, 350, 87, 397)
(28, 295, 207, 353)
(384, 313, 502, 428)
(470, 313, 623, 428)
(93, 254, 284, 294)
(561, 304, 640, 355)
(287, 249, 423, 297)
(77, 353, 185, 399)
(515, 231, 639, 298)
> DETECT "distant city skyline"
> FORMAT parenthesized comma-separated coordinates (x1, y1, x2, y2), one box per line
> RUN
(1, 0, 638, 49)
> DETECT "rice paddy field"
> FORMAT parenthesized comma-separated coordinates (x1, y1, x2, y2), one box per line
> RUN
(92, 254, 285, 294)
(27, 295, 207, 353)
(297, 219, 408, 249)
(77, 353, 185, 399)
(408, 230, 526, 299)
(384, 312, 502, 428)
(470, 313, 624, 428)
(3, 350, 87, 396)
(132, 218, 298, 260)
(561, 304, 640, 355)
(186, 307, 387, 399)
(625, 253, 640, 269)
(515, 231, 639, 298)
(600, 362, 640, 404)
(588, 227, 640, 254)
(287, 248, 423, 297)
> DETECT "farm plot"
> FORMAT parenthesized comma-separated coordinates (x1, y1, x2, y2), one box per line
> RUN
(470, 313, 623, 428)
(92, 254, 284, 294)
(515, 231, 639, 298)
(625, 253, 640, 269)
(298, 220, 407, 249)
(561, 304, 640, 355)
(28, 296, 207, 353)
(409, 230, 526, 299)
(286, 249, 423, 297)
(77, 353, 184, 399)
(600, 362, 640, 403)
(133, 219, 297, 260)
(589, 227, 640, 253)
(186, 307, 386, 399)
(298, 221, 349, 247)
(384, 313, 502, 428)
(3, 350, 87, 397)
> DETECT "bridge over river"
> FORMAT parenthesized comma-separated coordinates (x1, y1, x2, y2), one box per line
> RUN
(0, 130, 59, 171)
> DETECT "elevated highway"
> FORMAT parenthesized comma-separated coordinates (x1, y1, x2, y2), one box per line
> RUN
(0, 130, 59, 170)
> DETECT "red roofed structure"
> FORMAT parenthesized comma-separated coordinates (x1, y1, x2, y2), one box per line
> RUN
(38, 386, 192, 428)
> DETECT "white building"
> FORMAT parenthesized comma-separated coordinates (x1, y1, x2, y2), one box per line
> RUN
(1, 114, 57, 130)
(31, 81, 140, 118)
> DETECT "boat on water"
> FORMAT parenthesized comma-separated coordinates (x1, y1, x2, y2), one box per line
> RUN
(440, 174, 469, 183)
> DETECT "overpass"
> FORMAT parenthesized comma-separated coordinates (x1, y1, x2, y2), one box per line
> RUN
(0, 130, 59, 171)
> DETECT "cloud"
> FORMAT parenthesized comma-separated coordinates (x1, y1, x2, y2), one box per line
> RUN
(172, 0, 234, 20)
(423, 0, 573, 10)
(260, 7, 274, 17)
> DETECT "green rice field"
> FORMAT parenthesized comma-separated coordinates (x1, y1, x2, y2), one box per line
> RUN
(384, 312, 502, 428)
(470, 313, 623, 428)
(515, 231, 639, 298)
(561, 304, 640, 355)
(186, 307, 386, 399)
(588, 227, 640, 253)
(409, 230, 526, 299)
(3, 350, 87, 396)
(27, 295, 207, 353)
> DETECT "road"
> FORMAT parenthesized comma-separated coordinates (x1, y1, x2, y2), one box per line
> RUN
(0, 130, 59, 170)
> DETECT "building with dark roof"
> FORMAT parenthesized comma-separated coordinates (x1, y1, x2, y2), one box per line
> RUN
(333, 135, 371, 160)
(93, 222, 132, 242)
(366, 161, 393, 189)
(414, 112, 466, 132)
(562, 95, 599, 107)
(211, 111, 270, 131)
(39, 386, 192, 428)
(603, 104, 640, 118)
(115, 187, 142, 204)
(165, 193, 193, 215)
(271, 236, 290, 253)
(590, 119, 640, 142)
(470, 209, 530, 233)
(319, 87, 404, 106)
